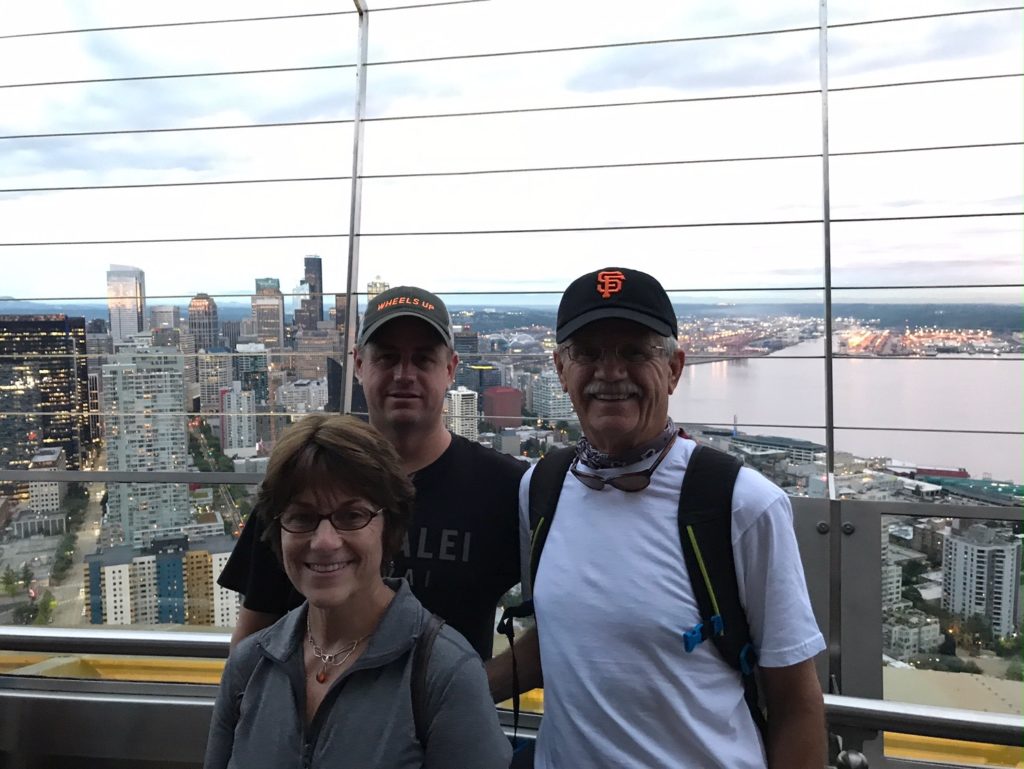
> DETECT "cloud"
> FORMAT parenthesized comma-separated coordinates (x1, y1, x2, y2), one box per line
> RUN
(566, 32, 819, 93)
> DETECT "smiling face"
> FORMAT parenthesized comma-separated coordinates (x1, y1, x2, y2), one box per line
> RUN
(353, 316, 458, 434)
(279, 485, 386, 612)
(555, 319, 685, 456)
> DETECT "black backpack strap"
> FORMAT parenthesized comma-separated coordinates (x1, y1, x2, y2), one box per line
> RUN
(526, 447, 575, 594)
(678, 444, 766, 735)
(411, 613, 445, 748)
(495, 446, 575, 745)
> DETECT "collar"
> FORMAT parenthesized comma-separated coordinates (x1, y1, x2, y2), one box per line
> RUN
(257, 578, 427, 669)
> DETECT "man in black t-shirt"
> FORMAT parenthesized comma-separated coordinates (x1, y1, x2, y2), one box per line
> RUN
(218, 286, 526, 659)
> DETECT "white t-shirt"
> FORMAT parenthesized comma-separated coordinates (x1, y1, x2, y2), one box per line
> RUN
(520, 438, 825, 769)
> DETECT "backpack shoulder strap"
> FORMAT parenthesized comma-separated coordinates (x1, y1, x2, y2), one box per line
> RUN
(525, 447, 575, 597)
(495, 446, 574, 747)
(411, 613, 445, 748)
(678, 444, 766, 734)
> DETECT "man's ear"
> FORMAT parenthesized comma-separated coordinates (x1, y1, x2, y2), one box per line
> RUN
(447, 350, 459, 383)
(667, 348, 685, 394)
(352, 344, 364, 382)
(553, 349, 568, 392)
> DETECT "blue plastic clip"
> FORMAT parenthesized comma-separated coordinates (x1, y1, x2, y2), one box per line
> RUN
(683, 623, 704, 653)
(739, 642, 757, 675)
(711, 614, 724, 636)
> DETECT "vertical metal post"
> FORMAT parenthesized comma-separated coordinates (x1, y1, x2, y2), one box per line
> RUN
(819, 0, 843, 697)
(819, 0, 836, 480)
(342, 0, 370, 415)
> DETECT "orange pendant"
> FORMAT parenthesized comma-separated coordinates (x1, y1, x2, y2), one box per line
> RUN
(316, 669, 328, 684)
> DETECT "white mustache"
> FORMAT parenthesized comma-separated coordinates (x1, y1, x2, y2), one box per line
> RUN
(584, 383, 640, 398)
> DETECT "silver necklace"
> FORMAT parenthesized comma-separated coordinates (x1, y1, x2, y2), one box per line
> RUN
(306, 615, 368, 684)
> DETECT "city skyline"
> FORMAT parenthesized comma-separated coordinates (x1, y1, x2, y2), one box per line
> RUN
(0, 1, 1020, 302)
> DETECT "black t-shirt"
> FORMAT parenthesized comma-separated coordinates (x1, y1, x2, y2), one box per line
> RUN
(217, 434, 526, 659)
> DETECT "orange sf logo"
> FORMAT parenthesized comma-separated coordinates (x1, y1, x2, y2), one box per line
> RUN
(596, 270, 625, 299)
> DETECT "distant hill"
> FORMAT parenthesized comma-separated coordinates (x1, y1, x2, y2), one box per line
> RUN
(0, 299, 1019, 333)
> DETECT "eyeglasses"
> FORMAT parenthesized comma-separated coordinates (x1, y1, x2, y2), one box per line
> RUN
(278, 506, 383, 534)
(563, 342, 665, 365)
(569, 438, 675, 492)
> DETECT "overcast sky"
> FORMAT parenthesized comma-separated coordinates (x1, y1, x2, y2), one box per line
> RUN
(1, 0, 1021, 308)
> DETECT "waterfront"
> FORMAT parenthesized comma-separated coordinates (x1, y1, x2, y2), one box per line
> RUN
(671, 339, 1024, 484)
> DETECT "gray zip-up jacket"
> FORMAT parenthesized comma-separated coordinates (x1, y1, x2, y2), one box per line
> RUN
(204, 579, 511, 769)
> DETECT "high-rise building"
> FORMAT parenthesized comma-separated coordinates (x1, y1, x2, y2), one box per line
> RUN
(881, 521, 903, 611)
(187, 294, 220, 352)
(106, 265, 146, 345)
(86, 535, 238, 627)
(333, 294, 350, 336)
(366, 275, 389, 302)
(532, 368, 575, 420)
(445, 386, 478, 441)
(252, 278, 285, 349)
(456, 362, 502, 394)
(149, 305, 180, 330)
(277, 379, 329, 413)
(453, 328, 480, 356)
(0, 315, 90, 495)
(101, 349, 190, 540)
(295, 329, 338, 379)
(152, 328, 196, 412)
(220, 382, 256, 453)
(482, 386, 523, 429)
(197, 350, 232, 421)
(234, 343, 270, 405)
(28, 447, 67, 512)
(942, 523, 1022, 638)
(295, 256, 324, 330)
(220, 320, 242, 351)
(184, 540, 242, 627)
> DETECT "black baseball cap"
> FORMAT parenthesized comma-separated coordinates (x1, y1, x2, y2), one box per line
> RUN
(556, 267, 677, 343)
(358, 286, 454, 347)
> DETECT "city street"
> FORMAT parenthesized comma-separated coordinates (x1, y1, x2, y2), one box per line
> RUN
(50, 481, 104, 627)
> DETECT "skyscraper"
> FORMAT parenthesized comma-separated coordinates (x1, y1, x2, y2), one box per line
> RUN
(252, 278, 285, 349)
(198, 350, 232, 422)
(234, 343, 270, 405)
(187, 294, 219, 352)
(220, 382, 257, 452)
(532, 368, 575, 420)
(106, 265, 146, 345)
(456, 362, 502, 394)
(0, 314, 90, 495)
(294, 329, 338, 379)
(445, 386, 479, 441)
(87, 535, 238, 626)
(101, 348, 190, 540)
(366, 275, 389, 302)
(149, 305, 181, 330)
(482, 386, 523, 429)
(942, 523, 1022, 638)
(295, 255, 324, 331)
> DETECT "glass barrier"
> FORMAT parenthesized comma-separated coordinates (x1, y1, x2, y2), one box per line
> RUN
(1, 6, 1021, 768)
(879, 508, 1023, 768)
(0, 482, 258, 633)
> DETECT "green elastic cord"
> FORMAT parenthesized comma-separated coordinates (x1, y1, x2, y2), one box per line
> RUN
(686, 524, 722, 621)
(529, 517, 549, 584)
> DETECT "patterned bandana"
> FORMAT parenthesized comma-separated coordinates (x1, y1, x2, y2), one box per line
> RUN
(576, 419, 678, 469)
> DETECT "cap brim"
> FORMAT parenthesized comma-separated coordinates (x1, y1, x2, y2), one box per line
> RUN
(556, 308, 675, 343)
(357, 311, 452, 347)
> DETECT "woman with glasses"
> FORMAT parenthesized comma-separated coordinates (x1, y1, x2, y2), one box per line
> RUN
(204, 414, 511, 769)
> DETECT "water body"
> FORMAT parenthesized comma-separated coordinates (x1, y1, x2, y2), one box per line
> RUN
(670, 338, 1024, 484)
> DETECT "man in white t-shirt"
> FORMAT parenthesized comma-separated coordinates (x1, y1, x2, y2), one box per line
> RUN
(490, 267, 826, 768)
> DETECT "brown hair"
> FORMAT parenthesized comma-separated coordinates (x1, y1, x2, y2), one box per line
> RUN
(256, 414, 414, 567)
